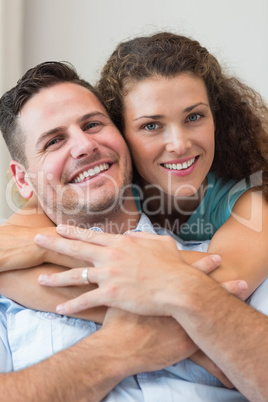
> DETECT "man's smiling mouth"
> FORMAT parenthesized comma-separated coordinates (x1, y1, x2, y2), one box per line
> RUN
(71, 162, 110, 183)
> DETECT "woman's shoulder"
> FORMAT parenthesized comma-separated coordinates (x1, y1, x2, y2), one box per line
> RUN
(179, 172, 252, 241)
(206, 171, 252, 203)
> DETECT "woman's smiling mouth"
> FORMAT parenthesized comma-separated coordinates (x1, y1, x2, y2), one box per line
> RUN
(162, 157, 197, 171)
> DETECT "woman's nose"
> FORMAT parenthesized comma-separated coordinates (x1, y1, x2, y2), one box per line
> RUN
(165, 128, 191, 154)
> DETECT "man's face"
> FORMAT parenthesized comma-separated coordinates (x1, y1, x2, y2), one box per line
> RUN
(17, 82, 132, 225)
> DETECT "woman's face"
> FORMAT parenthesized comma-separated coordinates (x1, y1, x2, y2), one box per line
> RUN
(123, 73, 215, 199)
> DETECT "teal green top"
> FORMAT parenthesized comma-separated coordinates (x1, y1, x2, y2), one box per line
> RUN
(133, 172, 253, 241)
(178, 172, 251, 241)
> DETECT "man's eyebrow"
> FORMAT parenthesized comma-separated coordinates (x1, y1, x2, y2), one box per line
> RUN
(133, 103, 209, 121)
(79, 112, 109, 123)
(36, 127, 64, 148)
(36, 112, 109, 148)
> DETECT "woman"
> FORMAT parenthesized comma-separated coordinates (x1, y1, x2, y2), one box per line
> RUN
(97, 31, 268, 240)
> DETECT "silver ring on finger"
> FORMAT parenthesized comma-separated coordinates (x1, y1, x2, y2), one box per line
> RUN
(81, 267, 89, 284)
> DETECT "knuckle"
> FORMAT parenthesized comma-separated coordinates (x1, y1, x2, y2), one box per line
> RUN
(69, 241, 82, 256)
(108, 248, 122, 260)
(105, 265, 119, 278)
(103, 284, 118, 299)
(70, 269, 82, 281)
(78, 294, 90, 309)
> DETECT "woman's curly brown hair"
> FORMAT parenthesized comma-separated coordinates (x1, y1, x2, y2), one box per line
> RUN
(96, 32, 268, 197)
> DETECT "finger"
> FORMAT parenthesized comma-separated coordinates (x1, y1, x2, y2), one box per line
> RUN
(221, 280, 248, 298)
(56, 225, 123, 245)
(125, 230, 161, 240)
(34, 234, 104, 264)
(38, 267, 91, 287)
(39, 266, 107, 287)
(55, 288, 104, 315)
(192, 254, 221, 274)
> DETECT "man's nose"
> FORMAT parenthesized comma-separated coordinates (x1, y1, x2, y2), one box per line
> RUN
(69, 129, 99, 159)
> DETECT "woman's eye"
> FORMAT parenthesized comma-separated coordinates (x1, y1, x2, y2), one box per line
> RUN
(144, 122, 158, 131)
(85, 122, 99, 130)
(187, 113, 202, 122)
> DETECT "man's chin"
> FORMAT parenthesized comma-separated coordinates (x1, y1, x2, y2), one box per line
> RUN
(52, 196, 121, 226)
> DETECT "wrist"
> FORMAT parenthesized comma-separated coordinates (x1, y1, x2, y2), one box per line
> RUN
(162, 267, 216, 320)
(169, 271, 231, 324)
(87, 328, 139, 380)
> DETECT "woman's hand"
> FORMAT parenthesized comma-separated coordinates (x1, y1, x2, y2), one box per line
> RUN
(0, 224, 86, 271)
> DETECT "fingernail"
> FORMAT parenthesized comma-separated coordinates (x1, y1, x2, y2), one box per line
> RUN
(239, 281, 248, 291)
(38, 274, 49, 284)
(56, 304, 64, 314)
(34, 234, 46, 243)
(212, 254, 221, 263)
(56, 224, 67, 233)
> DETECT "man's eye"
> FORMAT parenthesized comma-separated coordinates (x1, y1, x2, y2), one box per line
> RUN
(143, 122, 159, 131)
(45, 137, 62, 150)
(187, 113, 202, 122)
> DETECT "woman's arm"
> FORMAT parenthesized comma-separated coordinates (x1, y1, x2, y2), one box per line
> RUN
(172, 188, 268, 299)
(0, 205, 91, 317)
(0, 201, 83, 270)
(1, 195, 86, 270)
(0, 265, 106, 323)
(205, 188, 268, 296)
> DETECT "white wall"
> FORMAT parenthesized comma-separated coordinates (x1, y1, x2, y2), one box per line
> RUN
(0, 0, 24, 220)
(22, 0, 268, 96)
(0, 0, 267, 219)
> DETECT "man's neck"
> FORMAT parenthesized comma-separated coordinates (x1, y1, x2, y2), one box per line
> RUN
(87, 203, 140, 234)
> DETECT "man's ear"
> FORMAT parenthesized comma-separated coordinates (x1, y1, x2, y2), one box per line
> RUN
(10, 160, 33, 200)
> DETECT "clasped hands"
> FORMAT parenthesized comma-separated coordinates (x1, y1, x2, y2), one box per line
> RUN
(35, 226, 247, 316)
(35, 226, 248, 388)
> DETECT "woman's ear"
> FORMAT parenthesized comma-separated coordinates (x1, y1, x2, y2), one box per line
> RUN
(10, 161, 33, 199)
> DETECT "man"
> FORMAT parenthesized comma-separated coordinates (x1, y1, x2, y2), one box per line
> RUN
(0, 61, 266, 401)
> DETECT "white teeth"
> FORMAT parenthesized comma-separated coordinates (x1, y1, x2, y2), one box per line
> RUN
(73, 163, 110, 183)
(163, 158, 195, 171)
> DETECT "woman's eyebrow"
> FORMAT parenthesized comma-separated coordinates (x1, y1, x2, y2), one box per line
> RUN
(133, 103, 209, 122)
(184, 102, 209, 113)
(134, 114, 163, 122)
